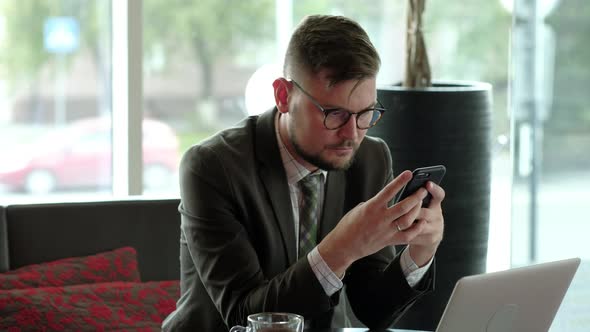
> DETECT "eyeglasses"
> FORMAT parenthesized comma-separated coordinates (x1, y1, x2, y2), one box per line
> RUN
(290, 80, 386, 130)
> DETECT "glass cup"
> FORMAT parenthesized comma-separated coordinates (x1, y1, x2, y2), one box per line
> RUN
(229, 312, 304, 332)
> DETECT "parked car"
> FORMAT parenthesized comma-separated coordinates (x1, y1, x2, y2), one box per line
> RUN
(0, 117, 180, 194)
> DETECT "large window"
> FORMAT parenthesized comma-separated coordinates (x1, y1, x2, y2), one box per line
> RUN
(0, 1, 587, 330)
(0, 1, 114, 200)
(509, 0, 590, 330)
(141, 0, 276, 166)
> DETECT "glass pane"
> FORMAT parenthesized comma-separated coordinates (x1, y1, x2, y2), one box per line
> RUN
(0, 1, 112, 201)
(141, 0, 276, 194)
(419, 1, 513, 272)
(510, 0, 590, 330)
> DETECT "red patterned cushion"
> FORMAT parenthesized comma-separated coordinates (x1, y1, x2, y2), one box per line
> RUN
(0, 247, 141, 290)
(0, 280, 179, 331)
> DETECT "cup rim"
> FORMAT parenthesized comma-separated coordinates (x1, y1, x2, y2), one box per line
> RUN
(247, 312, 304, 324)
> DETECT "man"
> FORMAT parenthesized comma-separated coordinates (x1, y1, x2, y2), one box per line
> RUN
(163, 14, 445, 331)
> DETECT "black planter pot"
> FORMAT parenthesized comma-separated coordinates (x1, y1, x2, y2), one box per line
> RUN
(369, 81, 493, 331)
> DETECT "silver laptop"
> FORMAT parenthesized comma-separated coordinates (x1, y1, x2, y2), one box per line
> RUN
(435, 257, 581, 332)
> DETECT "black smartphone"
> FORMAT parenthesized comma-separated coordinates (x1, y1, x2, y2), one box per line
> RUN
(396, 165, 446, 207)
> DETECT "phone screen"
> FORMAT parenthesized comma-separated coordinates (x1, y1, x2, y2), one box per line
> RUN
(396, 165, 446, 207)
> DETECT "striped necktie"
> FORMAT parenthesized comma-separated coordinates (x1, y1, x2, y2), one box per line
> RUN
(298, 173, 321, 259)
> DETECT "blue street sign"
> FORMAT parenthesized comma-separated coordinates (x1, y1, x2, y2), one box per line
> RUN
(44, 17, 80, 54)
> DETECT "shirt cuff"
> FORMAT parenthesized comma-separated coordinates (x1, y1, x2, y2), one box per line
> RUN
(308, 246, 343, 297)
(400, 246, 434, 288)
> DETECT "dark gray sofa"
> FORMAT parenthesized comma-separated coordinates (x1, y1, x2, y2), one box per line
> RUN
(0, 198, 181, 281)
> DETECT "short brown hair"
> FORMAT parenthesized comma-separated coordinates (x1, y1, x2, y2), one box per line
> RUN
(284, 15, 380, 85)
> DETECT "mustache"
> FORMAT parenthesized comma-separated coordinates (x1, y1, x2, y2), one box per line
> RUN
(326, 140, 355, 149)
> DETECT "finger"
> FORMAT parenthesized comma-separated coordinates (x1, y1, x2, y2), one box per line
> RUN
(410, 219, 444, 246)
(426, 181, 446, 207)
(387, 187, 428, 221)
(413, 210, 445, 242)
(392, 219, 425, 243)
(372, 170, 412, 206)
(418, 207, 443, 224)
(394, 200, 423, 231)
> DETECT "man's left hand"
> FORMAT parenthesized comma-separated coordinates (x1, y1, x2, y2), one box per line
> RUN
(405, 181, 446, 267)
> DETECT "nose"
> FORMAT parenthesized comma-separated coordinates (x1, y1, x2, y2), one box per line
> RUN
(337, 114, 359, 140)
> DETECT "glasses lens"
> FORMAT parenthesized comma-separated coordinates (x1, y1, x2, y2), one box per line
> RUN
(357, 110, 382, 129)
(325, 110, 350, 129)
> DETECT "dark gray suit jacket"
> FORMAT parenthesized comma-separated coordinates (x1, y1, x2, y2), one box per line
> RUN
(162, 108, 434, 331)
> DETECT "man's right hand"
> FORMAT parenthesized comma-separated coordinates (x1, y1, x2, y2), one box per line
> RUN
(317, 170, 429, 277)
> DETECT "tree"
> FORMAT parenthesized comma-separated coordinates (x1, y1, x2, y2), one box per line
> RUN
(0, 1, 69, 86)
(1, 0, 112, 123)
(547, 0, 590, 133)
(404, 0, 431, 88)
(143, 0, 274, 100)
(0, 0, 275, 104)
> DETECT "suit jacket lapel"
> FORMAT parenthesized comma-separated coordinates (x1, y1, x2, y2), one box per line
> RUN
(255, 109, 297, 263)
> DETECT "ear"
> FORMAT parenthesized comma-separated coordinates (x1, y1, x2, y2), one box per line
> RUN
(273, 78, 292, 114)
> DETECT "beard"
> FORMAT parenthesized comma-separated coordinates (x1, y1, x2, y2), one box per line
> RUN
(288, 122, 358, 171)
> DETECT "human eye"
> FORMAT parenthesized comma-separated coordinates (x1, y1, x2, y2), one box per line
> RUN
(326, 109, 348, 117)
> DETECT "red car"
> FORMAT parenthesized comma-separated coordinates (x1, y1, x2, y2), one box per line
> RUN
(0, 117, 179, 194)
